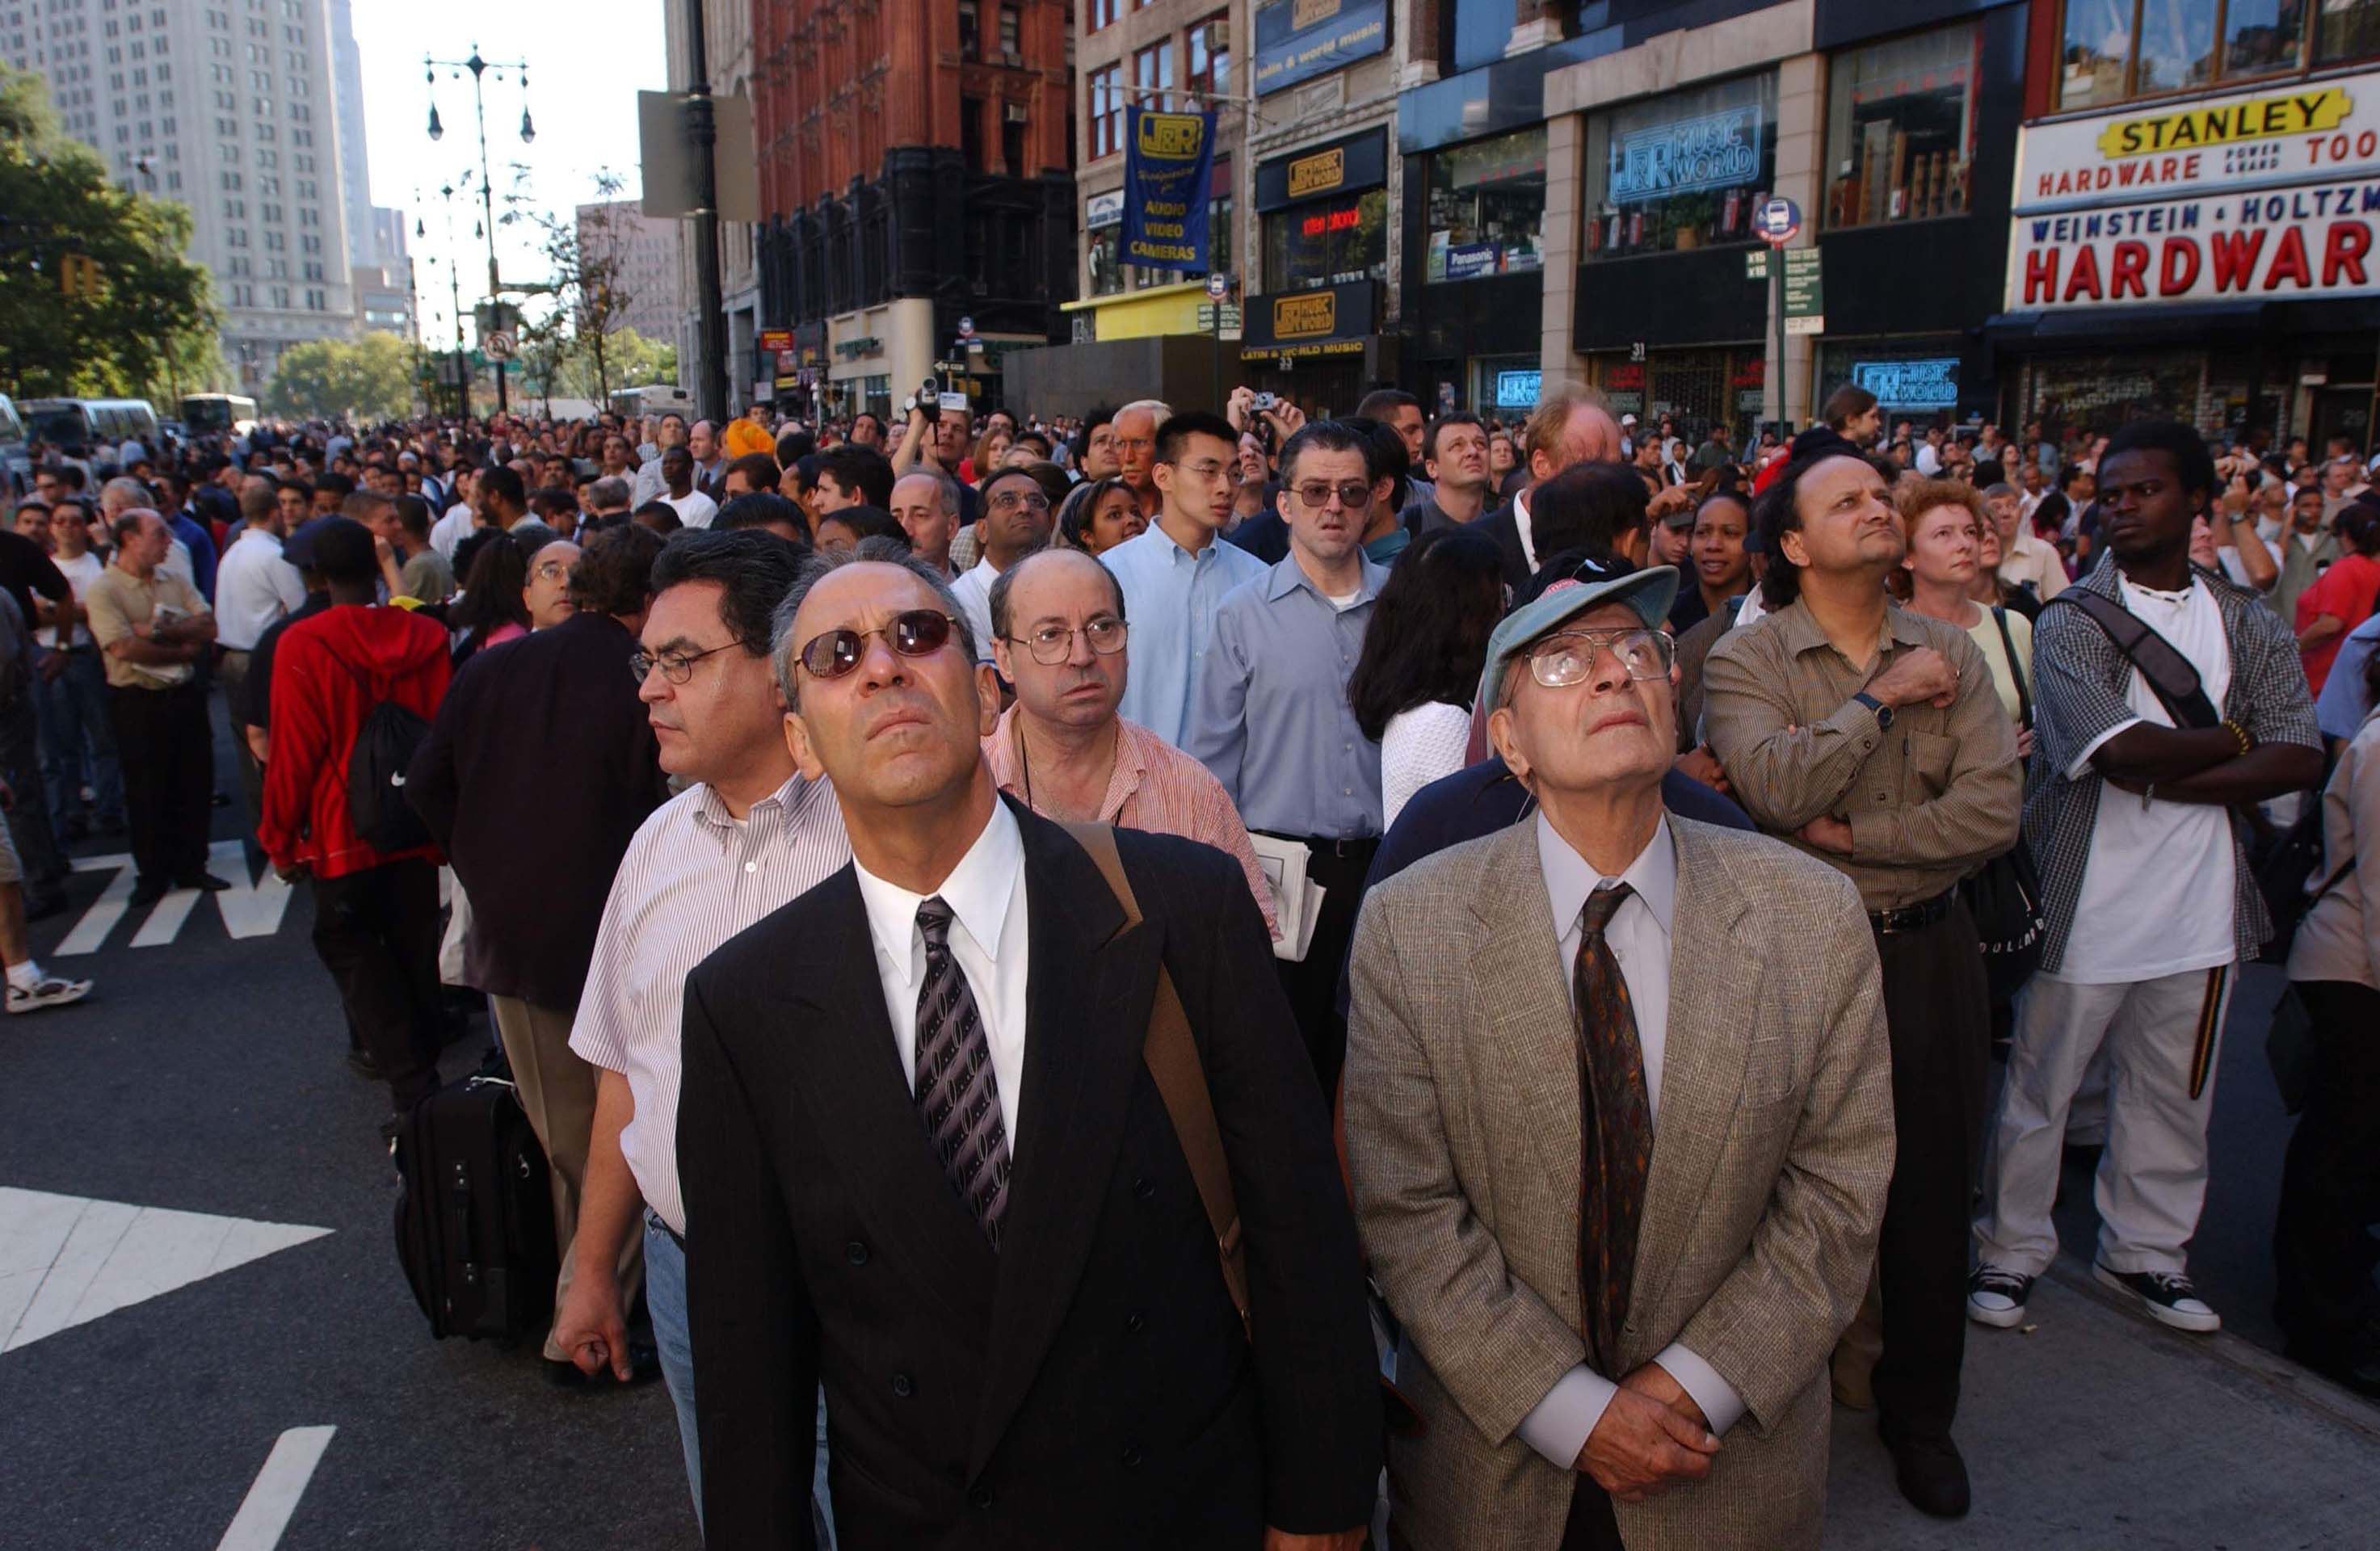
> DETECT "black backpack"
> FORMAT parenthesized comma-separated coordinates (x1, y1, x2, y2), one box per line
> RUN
(346, 663, 432, 853)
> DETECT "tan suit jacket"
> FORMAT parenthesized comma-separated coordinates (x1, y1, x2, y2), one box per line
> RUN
(1343, 815, 1894, 1551)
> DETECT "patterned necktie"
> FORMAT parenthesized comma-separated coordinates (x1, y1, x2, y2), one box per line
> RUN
(1574, 881, 1652, 1374)
(911, 897, 1011, 1247)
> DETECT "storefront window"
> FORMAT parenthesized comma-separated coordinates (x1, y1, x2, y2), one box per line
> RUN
(1262, 186, 1387, 293)
(1585, 74, 1776, 261)
(1088, 226, 1125, 295)
(1426, 126, 1547, 283)
(2319, 0, 2380, 61)
(2062, 1, 2336, 107)
(1825, 24, 1978, 229)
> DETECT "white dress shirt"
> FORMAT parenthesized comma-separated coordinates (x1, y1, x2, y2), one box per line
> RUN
(429, 502, 477, 560)
(1516, 812, 1747, 1469)
(948, 556, 1000, 662)
(569, 773, 851, 1234)
(852, 798, 1032, 1154)
(212, 528, 307, 650)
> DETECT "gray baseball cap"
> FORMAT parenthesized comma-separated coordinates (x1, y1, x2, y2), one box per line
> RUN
(1474, 564, 1679, 714)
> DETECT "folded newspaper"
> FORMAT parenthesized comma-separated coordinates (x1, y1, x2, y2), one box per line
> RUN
(1248, 834, 1327, 963)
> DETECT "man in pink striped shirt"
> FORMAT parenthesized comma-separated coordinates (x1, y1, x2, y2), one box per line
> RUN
(982, 547, 1278, 937)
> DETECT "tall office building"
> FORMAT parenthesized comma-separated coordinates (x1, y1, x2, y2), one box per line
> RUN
(2, 0, 362, 393)
(326, 0, 373, 267)
(575, 196, 684, 347)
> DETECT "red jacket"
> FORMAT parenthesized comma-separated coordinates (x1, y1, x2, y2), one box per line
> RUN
(259, 603, 452, 879)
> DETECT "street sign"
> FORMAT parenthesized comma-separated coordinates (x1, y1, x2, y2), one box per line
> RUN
(1783, 247, 1823, 324)
(1196, 303, 1243, 332)
(483, 330, 518, 361)
(1744, 251, 1769, 280)
(1756, 196, 1802, 247)
(1785, 315, 1826, 336)
(957, 315, 977, 339)
(1205, 272, 1230, 301)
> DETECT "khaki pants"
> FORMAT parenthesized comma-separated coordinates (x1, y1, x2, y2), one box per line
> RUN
(490, 994, 644, 1360)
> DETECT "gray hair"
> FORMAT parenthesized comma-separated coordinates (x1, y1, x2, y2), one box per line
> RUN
(986, 544, 1117, 642)
(101, 475, 152, 515)
(893, 467, 964, 520)
(770, 536, 978, 708)
(1982, 482, 2018, 502)
(1116, 397, 1173, 424)
(587, 475, 632, 511)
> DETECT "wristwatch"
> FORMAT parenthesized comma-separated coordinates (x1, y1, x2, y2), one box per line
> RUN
(1855, 691, 1894, 730)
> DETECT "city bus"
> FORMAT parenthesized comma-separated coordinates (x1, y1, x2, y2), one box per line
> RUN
(181, 393, 259, 437)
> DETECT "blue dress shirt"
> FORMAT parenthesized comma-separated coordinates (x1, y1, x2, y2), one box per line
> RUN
(1105, 522, 1270, 746)
(1185, 553, 1386, 839)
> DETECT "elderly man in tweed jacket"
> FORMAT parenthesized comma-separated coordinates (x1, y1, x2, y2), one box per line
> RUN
(1344, 566, 1894, 1551)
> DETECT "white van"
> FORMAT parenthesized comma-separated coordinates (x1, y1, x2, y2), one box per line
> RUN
(19, 397, 162, 457)
(0, 396, 27, 495)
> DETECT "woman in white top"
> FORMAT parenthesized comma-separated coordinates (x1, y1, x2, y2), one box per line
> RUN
(1894, 478, 2034, 759)
(2276, 649, 2380, 1397)
(1346, 527, 1507, 829)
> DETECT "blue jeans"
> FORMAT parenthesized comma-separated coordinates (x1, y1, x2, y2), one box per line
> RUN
(646, 1212, 836, 1546)
(33, 649, 122, 830)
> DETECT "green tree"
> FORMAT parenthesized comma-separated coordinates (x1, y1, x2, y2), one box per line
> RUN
(263, 333, 418, 422)
(0, 66, 218, 400)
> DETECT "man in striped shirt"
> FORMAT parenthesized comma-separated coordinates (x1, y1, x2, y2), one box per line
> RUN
(560, 530, 849, 1536)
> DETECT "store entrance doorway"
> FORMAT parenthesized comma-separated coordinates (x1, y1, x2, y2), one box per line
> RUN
(2309, 385, 2376, 460)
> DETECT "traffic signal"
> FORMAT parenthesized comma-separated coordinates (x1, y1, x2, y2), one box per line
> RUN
(57, 254, 102, 297)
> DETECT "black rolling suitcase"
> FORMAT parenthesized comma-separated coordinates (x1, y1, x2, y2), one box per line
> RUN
(393, 1073, 557, 1342)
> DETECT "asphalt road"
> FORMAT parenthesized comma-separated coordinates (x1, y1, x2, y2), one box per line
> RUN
(0, 694, 2345, 1549)
(0, 709, 701, 1551)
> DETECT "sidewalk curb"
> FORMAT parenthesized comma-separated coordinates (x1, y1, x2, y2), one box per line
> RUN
(2042, 1255, 2380, 1443)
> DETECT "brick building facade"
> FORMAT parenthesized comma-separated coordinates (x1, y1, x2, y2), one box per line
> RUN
(752, 0, 1078, 419)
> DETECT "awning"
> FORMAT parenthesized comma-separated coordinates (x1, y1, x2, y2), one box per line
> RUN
(1984, 296, 2380, 346)
(1981, 301, 2271, 344)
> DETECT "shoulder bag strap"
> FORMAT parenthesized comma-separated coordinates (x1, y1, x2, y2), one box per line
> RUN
(1991, 605, 2033, 731)
(2043, 588, 2223, 729)
(1057, 820, 1250, 1336)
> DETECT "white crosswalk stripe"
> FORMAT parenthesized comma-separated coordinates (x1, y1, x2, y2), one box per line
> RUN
(54, 840, 295, 956)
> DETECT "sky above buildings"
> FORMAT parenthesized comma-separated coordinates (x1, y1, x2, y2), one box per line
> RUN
(348, 1, 670, 344)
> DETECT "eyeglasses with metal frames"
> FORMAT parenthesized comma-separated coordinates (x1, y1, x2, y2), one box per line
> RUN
(1521, 628, 1675, 687)
(1007, 616, 1129, 665)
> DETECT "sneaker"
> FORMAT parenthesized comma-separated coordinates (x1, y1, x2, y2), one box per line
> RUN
(2095, 1263, 2221, 1333)
(6, 975, 93, 1015)
(1966, 1265, 2035, 1329)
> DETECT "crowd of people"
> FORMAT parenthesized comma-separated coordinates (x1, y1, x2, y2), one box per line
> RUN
(4, 371, 2377, 1549)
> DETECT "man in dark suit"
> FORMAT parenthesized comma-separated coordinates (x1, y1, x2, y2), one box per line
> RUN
(680, 540, 1380, 1541)
(679, 542, 1381, 1548)
(1481, 386, 1627, 589)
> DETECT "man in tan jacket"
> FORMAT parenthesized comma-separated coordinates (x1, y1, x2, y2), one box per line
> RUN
(1343, 565, 1894, 1550)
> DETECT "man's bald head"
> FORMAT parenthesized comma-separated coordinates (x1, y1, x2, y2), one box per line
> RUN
(1523, 389, 1622, 483)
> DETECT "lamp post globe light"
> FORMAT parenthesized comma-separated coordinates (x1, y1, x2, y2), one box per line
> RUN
(424, 44, 534, 411)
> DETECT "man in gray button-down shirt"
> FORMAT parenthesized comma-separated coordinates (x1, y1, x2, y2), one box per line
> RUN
(1187, 420, 1387, 1087)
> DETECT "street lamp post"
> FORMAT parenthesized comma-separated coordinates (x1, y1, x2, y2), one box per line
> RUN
(425, 45, 533, 414)
(421, 187, 471, 418)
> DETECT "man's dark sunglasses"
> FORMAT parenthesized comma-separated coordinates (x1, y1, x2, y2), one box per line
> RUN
(797, 609, 963, 679)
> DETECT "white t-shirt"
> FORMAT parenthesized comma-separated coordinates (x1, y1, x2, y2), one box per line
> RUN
(2058, 574, 2237, 984)
(45, 549, 103, 649)
(663, 489, 717, 530)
